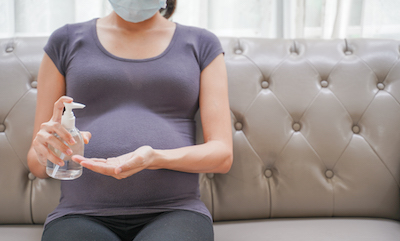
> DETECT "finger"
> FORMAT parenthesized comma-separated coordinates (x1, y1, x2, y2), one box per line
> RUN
(47, 149, 65, 166)
(74, 157, 115, 176)
(36, 129, 73, 156)
(72, 155, 107, 164)
(54, 125, 76, 146)
(114, 166, 142, 175)
(71, 155, 85, 164)
(47, 132, 73, 156)
(51, 96, 73, 123)
(32, 141, 50, 166)
(80, 131, 92, 144)
(41, 121, 75, 146)
(33, 140, 64, 166)
(84, 162, 115, 176)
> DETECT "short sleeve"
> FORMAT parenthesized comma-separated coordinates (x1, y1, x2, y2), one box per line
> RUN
(43, 24, 70, 76)
(198, 29, 224, 72)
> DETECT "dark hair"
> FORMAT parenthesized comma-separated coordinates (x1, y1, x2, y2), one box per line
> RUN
(160, 0, 176, 19)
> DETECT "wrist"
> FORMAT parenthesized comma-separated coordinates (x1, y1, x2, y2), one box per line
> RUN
(147, 148, 164, 170)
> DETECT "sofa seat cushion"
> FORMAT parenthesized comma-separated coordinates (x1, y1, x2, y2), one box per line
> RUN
(214, 218, 400, 241)
(0, 225, 43, 241)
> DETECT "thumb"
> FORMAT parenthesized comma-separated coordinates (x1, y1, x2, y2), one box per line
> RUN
(81, 131, 92, 144)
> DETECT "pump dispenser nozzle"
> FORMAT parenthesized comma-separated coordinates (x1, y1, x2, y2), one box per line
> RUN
(61, 102, 85, 129)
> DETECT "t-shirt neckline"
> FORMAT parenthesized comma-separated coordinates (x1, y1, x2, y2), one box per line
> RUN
(92, 18, 179, 62)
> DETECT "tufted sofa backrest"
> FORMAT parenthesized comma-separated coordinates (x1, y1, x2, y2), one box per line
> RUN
(0, 37, 61, 225)
(200, 38, 400, 222)
(1, 37, 400, 225)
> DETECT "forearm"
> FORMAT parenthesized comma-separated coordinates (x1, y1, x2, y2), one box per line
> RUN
(27, 53, 66, 180)
(150, 140, 233, 174)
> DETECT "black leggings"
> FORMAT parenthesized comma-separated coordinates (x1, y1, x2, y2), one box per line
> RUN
(42, 210, 214, 241)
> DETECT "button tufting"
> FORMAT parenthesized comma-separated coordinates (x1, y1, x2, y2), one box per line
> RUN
(261, 81, 269, 89)
(235, 122, 243, 131)
(6, 46, 14, 53)
(377, 83, 385, 90)
(289, 44, 299, 55)
(235, 49, 243, 55)
(206, 173, 214, 179)
(264, 169, 273, 178)
(0, 124, 5, 132)
(28, 173, 36, 180)
(292, 122, 301, 132)
(352, 125, 360, 134)
(345, 51, 352, 55)
(325, 170, 334, 178)
(31, 81, 38, 88)
(321, 80, 329, 88)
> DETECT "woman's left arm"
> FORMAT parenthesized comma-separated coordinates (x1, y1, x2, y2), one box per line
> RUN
(152, 53, 233, 173)
(73, 53, 233, 179)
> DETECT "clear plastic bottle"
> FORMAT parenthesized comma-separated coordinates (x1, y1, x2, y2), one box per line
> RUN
(46, 102, 85, 180)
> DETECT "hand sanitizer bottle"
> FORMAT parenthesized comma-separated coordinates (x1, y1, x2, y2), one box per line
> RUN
(46, 102, 85, 180)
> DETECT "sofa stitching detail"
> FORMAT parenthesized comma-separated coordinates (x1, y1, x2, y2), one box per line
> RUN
(361, 134, 400, 189)
(380, 59, 400, 104)
(4, 89, 34, 171)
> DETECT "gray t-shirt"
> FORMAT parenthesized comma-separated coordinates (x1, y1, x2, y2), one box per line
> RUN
(44, 19, 223, 225)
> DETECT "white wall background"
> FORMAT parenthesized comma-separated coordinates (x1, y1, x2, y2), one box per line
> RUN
(1, 0, 400, 39)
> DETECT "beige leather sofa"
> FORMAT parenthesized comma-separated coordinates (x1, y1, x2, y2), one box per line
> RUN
(1, 36, 400, 240)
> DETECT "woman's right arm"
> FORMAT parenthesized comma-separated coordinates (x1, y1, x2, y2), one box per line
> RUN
(27, 53, 73, 179)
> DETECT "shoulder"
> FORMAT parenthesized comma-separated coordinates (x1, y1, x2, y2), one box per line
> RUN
(175, 23, 222, 54)
(175, 23, 223, 71)
(48, 19, 95, 44)
(67, 19, 95, 33)
(176, 23, 219, 43)
(44, 19, 96, 75)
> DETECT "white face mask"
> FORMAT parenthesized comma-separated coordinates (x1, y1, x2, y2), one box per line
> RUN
(109, 0, 167, 23)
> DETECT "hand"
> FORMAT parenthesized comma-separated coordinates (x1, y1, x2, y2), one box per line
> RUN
(72, 146, 155, 179)
(31, 96, 91, 166)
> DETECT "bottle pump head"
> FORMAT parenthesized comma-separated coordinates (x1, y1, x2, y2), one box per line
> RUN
(61, 102, 85, 129)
